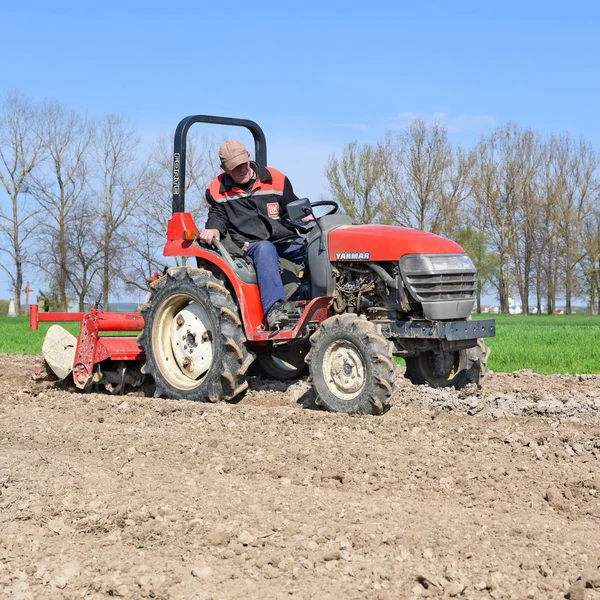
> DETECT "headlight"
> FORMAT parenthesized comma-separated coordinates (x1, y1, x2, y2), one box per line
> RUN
(400, 254, 475, 274)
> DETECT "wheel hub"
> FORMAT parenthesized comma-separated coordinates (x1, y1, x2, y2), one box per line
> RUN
(170, 302, 214, 380)
(185, 332, 197, 349)
(323, 340, 365, 401)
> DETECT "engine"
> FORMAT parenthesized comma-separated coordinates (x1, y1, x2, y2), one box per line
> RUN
(331, 262, 399, 316)
(331, 253, 478, 321)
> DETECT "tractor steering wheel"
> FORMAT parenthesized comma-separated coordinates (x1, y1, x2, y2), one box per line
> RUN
(309, 200, 339, 217)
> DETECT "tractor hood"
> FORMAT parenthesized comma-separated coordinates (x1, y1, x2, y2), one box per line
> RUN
(328, 224, 465, 262)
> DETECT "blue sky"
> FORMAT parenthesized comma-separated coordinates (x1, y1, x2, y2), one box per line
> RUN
(1, 0, 599, 302)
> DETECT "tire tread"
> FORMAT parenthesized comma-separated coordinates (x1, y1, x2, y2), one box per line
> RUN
(138, 267, 253, 403)
(305, 315, 395, 415)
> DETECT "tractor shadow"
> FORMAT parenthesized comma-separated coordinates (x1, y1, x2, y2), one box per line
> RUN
(296, 390, 323, 412)
(243, 375, 324, 412)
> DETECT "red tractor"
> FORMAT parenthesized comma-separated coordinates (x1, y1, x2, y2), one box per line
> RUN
(32, 115, 495, 415)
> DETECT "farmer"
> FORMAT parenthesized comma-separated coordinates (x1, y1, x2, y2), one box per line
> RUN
(199, 140, 309, 330)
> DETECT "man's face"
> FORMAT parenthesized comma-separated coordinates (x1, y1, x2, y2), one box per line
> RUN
(223, 159, 253, 185)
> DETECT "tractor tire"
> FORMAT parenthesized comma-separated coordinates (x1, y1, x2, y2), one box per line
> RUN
(305, 314, 396, 415)
(138, 267, 253, 402)
(404, 339, 490, 390)
(254, 343, 309, 381)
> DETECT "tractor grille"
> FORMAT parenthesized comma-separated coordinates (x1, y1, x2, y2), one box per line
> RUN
(403, 272, 476, 302)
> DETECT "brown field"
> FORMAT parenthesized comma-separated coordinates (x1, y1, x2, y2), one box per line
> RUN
(1, 354, 600, 599)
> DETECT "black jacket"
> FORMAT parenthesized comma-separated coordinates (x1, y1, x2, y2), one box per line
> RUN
(205, 162, 299, 247)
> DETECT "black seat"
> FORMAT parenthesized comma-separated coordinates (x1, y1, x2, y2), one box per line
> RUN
(215, 234, 304, 300)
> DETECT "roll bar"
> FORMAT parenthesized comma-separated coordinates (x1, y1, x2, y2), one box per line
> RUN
(172, 115, 267, 214)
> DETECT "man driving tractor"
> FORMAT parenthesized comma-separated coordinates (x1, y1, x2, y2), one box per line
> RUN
(199, 140, 309, 330)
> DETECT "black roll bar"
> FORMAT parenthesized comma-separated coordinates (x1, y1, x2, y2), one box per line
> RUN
(172, 115, 267, 214)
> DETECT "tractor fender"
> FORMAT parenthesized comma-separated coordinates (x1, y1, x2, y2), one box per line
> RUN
(162, 244, 264, 337)
(163, 212, 264, 337)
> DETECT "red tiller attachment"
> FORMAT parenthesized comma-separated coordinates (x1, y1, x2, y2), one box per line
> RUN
(30, 305, 146, 391)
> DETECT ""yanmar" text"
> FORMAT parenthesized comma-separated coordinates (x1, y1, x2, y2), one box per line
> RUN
(335, 252, 371, 260)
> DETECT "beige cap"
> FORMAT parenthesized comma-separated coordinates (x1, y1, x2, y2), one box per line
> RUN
(219, 140, 250, 170)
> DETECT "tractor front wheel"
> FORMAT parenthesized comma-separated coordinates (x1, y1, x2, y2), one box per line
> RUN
(138, 267, 253, 402)
(404, 339, 490, 390)
(306, 315, 396, 415)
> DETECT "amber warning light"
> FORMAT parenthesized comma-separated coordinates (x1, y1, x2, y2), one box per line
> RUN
(183, 230, 196, 241)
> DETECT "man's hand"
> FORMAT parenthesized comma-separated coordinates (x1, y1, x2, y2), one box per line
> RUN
(242, 241, 250, 252)
(199, 229, 221, 244)
(300, 214, 315, 222)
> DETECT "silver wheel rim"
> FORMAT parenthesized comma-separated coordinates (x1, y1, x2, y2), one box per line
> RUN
(259, 350, 306, 375)
(152, 294, 214, 390)
(270, 357, 299, 373)
(322, 340, 366, 401)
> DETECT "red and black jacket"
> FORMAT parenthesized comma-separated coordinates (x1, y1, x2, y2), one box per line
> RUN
(205, 162, 299, 247)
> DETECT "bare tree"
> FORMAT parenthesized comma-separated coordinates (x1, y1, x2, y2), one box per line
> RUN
(64, 200, 103, 310)
(325, 141, 388, 223)
(382, 120, 469, 235)
(439, 146, 475, 236)
(509, 129, 541, 315)
(537, 141, 563, 314)
(124, 131, 219, 290)
(30, 102, 92, 310)
(88, 114, 150, 310)
(123, 209, 167, 293)
(452, 225, 498, 313)
(0, 91, 44, 313)
(471, 123, 534, 313)
(143, 131, 218, 228)
(581, 211, 600, 314)
(549, 134, 599, 313)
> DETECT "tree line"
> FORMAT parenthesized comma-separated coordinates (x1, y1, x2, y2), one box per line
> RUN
(326, 121, 600, 314)
(0, 91, 218, 313)
(1, 90, 599, 315)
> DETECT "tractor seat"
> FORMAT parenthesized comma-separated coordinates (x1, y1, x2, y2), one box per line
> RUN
(209, 235, 304, 300)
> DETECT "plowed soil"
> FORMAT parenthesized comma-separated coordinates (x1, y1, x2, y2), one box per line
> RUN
(1, 353, 600, 600)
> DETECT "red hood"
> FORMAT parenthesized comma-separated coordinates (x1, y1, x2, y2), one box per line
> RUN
(328, 224, 465, 261)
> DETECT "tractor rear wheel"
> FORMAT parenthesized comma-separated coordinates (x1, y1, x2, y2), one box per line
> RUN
(138, 267, 253, 402)
(306, 315, 396, 415)
(254, 343, 309, 381)
(404, 339, 490, 390)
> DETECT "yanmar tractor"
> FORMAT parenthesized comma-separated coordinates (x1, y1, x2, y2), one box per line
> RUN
(32, 115, 495, 415)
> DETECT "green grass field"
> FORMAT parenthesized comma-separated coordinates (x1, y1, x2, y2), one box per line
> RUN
(0, 316, 81, 355)
(473, 313, 600, 375)
(1, 313, 599, 374)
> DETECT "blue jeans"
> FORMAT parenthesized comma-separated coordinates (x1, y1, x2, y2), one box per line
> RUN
(245, 239, 306, 315)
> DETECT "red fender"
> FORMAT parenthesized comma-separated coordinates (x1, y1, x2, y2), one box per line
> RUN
(164, 213, 264, 337)
(163, 213, 332, 341)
